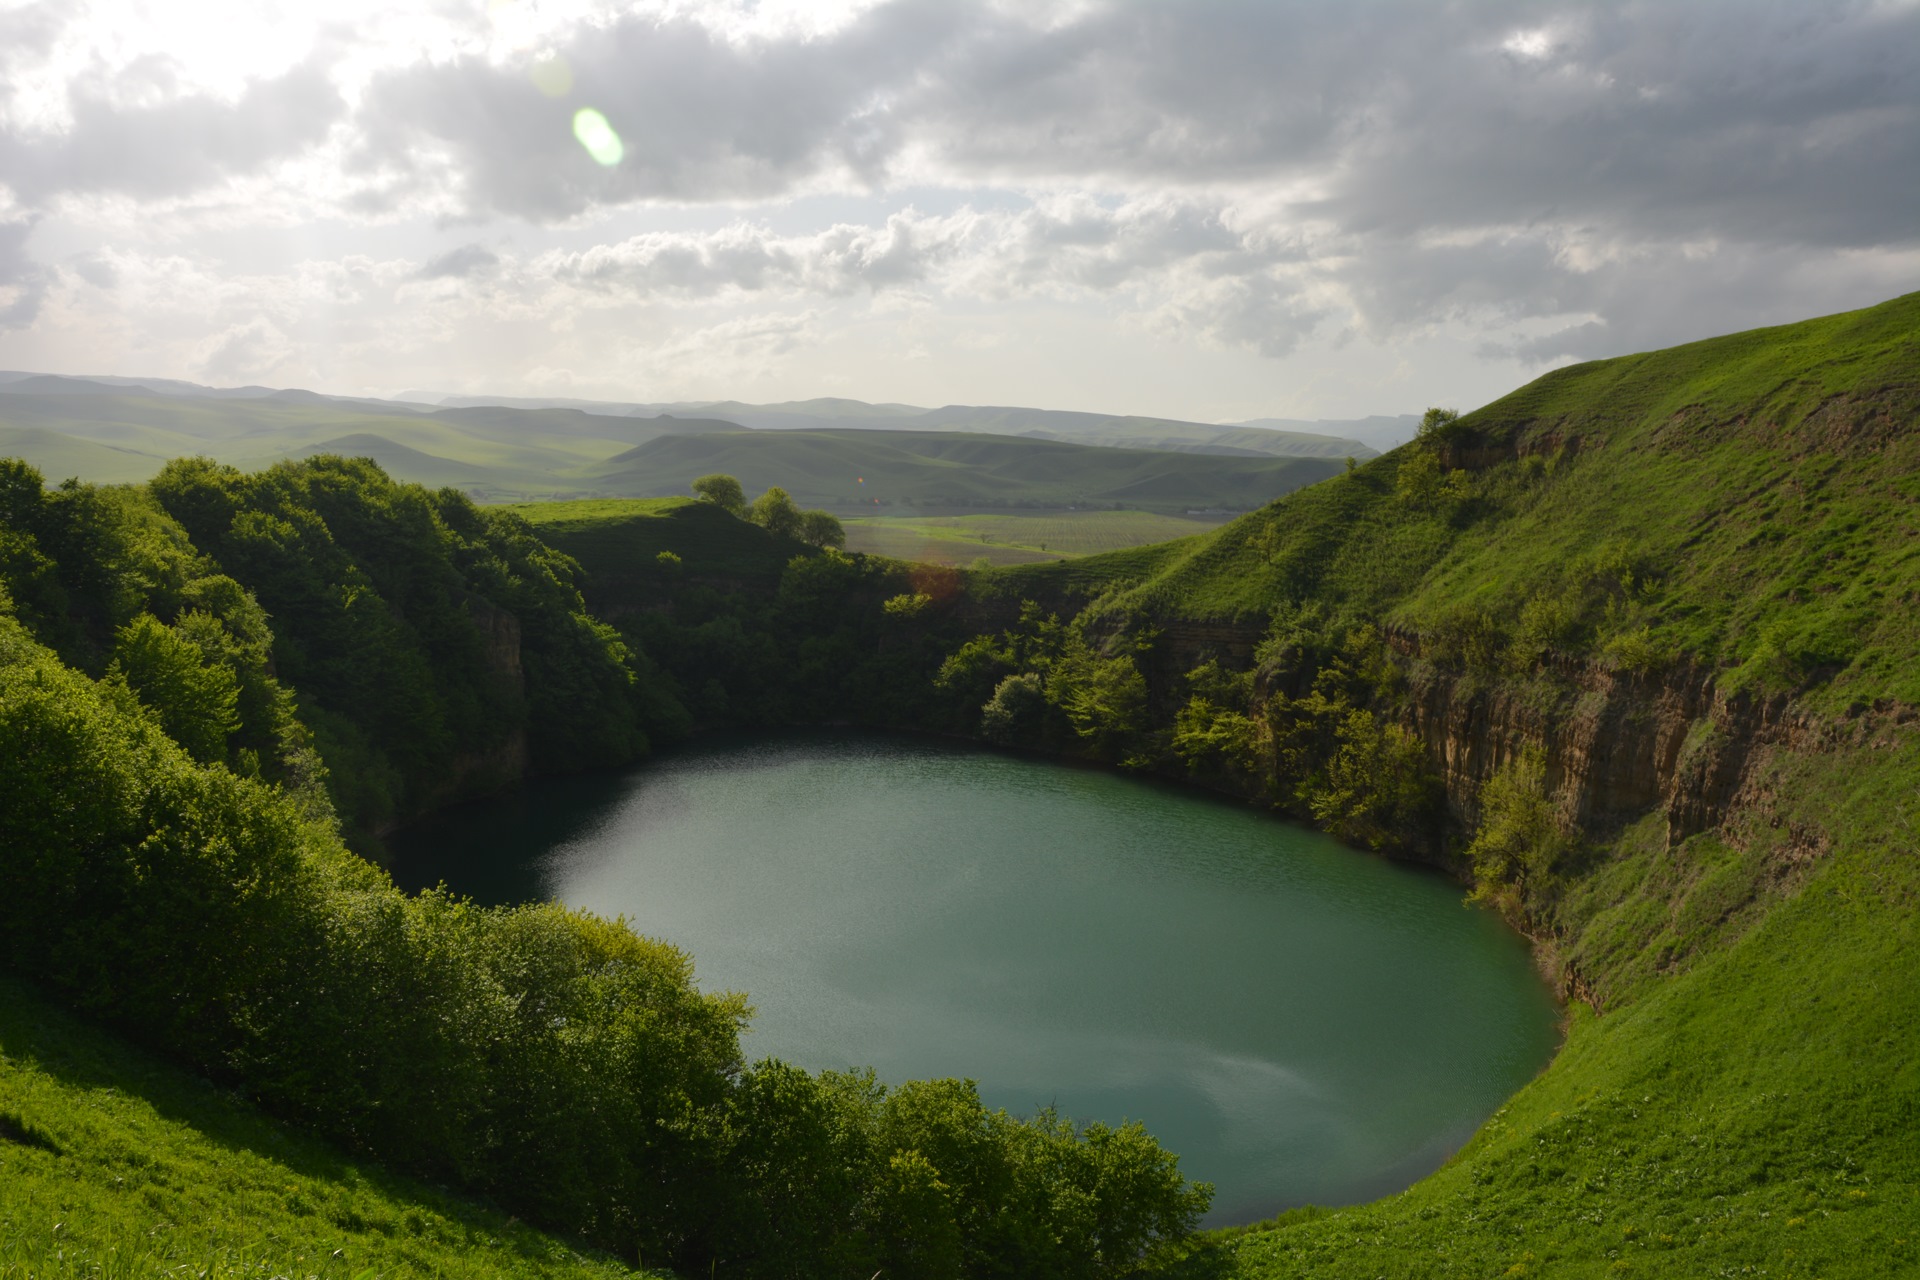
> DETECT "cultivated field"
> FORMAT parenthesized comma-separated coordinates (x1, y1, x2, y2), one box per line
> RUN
(843, 509, 1229, 564)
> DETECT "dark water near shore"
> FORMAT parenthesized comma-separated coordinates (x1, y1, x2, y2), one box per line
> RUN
(389, 730, 1559, 1225)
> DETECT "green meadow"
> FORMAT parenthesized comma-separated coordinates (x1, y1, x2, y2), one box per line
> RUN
(842, 510, 1230, 564)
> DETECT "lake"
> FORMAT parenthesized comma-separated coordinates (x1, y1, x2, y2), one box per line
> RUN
(388, 730, 1560, 1226)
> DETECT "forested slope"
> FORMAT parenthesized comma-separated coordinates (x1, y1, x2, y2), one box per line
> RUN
(0, 454, 1210, 1279)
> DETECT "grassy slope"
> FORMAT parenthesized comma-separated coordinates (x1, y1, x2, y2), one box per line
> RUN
(0, 979, 651, 1280)
(1002, 292, 1920, 1276)
(844, 510, 1232, 564)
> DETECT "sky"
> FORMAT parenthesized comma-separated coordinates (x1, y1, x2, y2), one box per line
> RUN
(0, 0, 1915, 421)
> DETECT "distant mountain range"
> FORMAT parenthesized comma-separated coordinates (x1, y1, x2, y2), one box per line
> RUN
(421, 390, 1419, 456)
(0, 371, 1408, 512)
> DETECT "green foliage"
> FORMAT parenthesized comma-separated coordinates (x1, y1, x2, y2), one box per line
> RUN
(109, 612, 242, 764)
(142, 456, 680, 829)
(1171, 663, 1263, 784)
(1415, 405, 1462, 443)
(1392, 445, 1443, 508)
(797, 508, 845, 549)
(945, 605, 1154, 760)
(0, 977, 660, 1280)
(1303, 709, 1434, 852)
(690, 472, 747, 516)
(748, 485, 802, 540)
(981, 672, 1050, 745)
(1463, 749, 1571, 915)
(0, 619, 746, 1261)
(883, 591, 932, 618)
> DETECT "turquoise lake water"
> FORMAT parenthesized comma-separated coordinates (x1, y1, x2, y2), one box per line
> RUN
(389, 731, 1560, 1225)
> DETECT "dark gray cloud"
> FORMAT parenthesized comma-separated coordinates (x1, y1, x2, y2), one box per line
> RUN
(1, 0, 1914, 375)
(0, 219, 49, 330)
(0, 53, 344, 205)
(343, 1, 1920, 250)
(349, 5, 952, 218)
(418, 242, 499, 279)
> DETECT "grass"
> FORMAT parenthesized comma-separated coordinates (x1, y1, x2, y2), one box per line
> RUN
(843, 510, 1229, 564)
(1217, 742, 1920, 1278)
(0, 977, 654, 1280)
(974, 290, 1920, 1276)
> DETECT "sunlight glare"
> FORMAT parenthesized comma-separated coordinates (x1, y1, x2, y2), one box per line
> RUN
(573, 108, 625, 166)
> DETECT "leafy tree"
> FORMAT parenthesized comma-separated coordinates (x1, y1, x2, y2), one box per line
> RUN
(1465, 748, 1570, 915)
(749, 486, 803, 540)
(798, 508, 845, 549)
(110, 612, 242, 764)
(1416, 405, 1463, 442)
(981, 672, 1048, 744)
(691, 473, 747, 516)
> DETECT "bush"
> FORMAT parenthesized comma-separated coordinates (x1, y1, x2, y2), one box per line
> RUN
(1465, 748, 1570, 916)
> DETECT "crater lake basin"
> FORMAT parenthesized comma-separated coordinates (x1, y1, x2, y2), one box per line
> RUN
(389, 730, 1561, 1225)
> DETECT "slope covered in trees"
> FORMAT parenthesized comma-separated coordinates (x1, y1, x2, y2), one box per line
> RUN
(0, 455, 1210, 1279)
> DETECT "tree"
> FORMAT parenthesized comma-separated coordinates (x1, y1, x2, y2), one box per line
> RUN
(798, 509, 845, 549)
(1415, 406, 1462, 443)
(750, 486, 803, 540)
(691, 473, 747, 516)
(111, 612, 242, 764)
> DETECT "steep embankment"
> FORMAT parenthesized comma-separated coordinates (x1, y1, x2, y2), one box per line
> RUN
(0, 979, 653, 1280)
(974, 291, 1920, 1275)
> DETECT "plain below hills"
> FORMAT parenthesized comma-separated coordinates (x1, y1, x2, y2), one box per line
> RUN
(0, 375, 1355, 514)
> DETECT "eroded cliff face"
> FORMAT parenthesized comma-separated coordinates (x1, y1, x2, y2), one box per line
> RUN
(1139, 608, 1874, 871)
(1385, 625, 1912, 862)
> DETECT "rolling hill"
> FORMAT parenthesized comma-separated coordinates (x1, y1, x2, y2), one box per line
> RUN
(586, 427, 1345, 513)
(973, 290, 1920, 1277)
(0, 378, 1353, 513)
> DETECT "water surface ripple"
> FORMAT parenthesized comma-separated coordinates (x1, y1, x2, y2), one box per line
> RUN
(390, 730, 1559, 1225)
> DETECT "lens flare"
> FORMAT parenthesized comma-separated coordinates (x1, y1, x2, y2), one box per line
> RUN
(572, 108, 624, 166)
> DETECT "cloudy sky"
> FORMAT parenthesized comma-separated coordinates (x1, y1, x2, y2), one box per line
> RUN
(0, 0, 1915, 419)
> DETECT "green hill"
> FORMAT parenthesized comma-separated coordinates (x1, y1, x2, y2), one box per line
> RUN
(587, 428, 1344, 513)
(960, 290, 1920, 1277)
(0, 382, 1353, 512)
